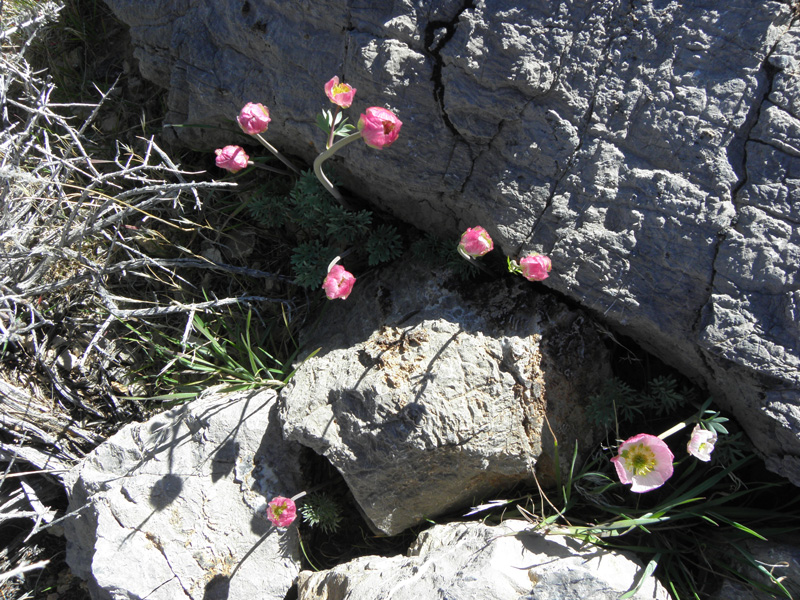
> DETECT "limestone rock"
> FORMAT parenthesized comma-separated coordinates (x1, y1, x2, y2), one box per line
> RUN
(298, 519, 671, 600)
(279, 261, 611, 535)
(63, 389, 303, 600)
(102, 0, 800, 483)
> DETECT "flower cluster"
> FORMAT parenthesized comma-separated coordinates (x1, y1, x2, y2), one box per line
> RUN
(457, 226, 553, 282)
(212, 77, 406, 302)
(612, 420, 720, 493)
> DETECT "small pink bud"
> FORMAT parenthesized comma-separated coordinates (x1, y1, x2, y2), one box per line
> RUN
(458, 226, 494, 258)
(322, 264, 356, 300)
(357, 107, 402, 149)
(214, 145, 249, 173)
(324, 76, 357, 109)
(237, 103, 271, 135)
(266, 496, 297, 527)
(519, 254, 552, 281)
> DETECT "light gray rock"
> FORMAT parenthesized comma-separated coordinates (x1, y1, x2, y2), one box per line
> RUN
(63, 389, 303, 600)
(279, 261, 611, 535)
(101, 0, 800, 483)
(298, 519, 671, 600)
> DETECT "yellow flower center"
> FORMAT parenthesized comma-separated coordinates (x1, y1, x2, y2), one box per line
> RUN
(622, 443, 657, 476)
(332, 83, 352, 95)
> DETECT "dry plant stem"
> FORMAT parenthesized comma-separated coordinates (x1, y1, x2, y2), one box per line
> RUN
(249, 161, 292, 176)
(254, 133, 301, 174)
(312, 130, 362, 207)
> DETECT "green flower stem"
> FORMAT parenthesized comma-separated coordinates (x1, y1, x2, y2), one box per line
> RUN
(248, 161, 291, 176)
(326, 106, 341, 149)
(458, 247, 497, 276)
(313, 130, 363, 205)
(254, 133, 301, 174)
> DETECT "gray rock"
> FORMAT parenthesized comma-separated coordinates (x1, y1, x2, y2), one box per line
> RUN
(63, 389, 303, 600)
(102, 0, 800, 483)
(706, 538, 800, 600)
(279, 261, 611, 535)
(297, 519, 671, 600)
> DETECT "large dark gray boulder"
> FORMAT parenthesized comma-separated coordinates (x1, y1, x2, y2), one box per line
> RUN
(101, 0, 800, 483)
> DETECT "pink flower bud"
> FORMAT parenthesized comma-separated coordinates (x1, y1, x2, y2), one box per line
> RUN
(214, 145, 249, 173)
(611, 433, 674, 493)
(357, 107, 402, 149)
(458, 226, 494, 258)
(520, 254, 552, 281)
(322, 264, 356, 300)
(266, 496, 297, 527)
(324, 76, 357, 109)
(237, 102, 271, 135)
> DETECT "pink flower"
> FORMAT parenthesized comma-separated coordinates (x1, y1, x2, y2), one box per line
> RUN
(266, 496, 297, 527)
(687, 425, 717, 462)
(520, 254, 552, 281)
(458, 226, 494, 258)
(237, 102, 271, 135)
(358, 107, 402, 149)
(324, 76, 357, 108)
(214, 145, 249, 173)
(611, 433, 674, 493)
(322, 264, 356, 300)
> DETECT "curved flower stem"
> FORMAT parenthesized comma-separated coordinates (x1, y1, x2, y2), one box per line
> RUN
(313, 131, 363, 205)
(658, 421, 687, 440)
(254, 133, 301, 175)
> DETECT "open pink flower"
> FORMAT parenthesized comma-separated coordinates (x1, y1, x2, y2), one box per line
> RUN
(358, 107, 402, 149)
(214, 145, 249, 173)
(322, 264, 356, 300)
(324, 76, 357, 108)
(266, 496, 297, 527)
(611, 433, 674, 493)
(520, 254, 552, 281)
(237, 102, 271, 135)
(687, 425, 717, 462)
(458, 226, 494, 258)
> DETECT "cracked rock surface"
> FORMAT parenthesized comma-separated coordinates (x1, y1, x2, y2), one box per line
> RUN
(103, 0, 800, 482)
(63, 389, 302, 600)
(278, 261, 611, 535)
(297, 519, 671, 600)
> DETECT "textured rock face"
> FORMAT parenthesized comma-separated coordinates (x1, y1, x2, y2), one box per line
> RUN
(298, 520, 671, 600)
(279, 261, 611, 535)
(101, 0, 800, 483)
(63, 390, 303, 600)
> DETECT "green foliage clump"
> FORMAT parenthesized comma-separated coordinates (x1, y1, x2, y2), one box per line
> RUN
(410, 234, 479, 280)
(299, 493, 343, 534)
(366, 224, 403, 266)
(586, 375, 694, 430)
(247, 171, 403, 288)
(290, 240, 339, 290)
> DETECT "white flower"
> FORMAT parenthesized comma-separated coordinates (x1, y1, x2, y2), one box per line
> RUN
(687, 425, 717, 462)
